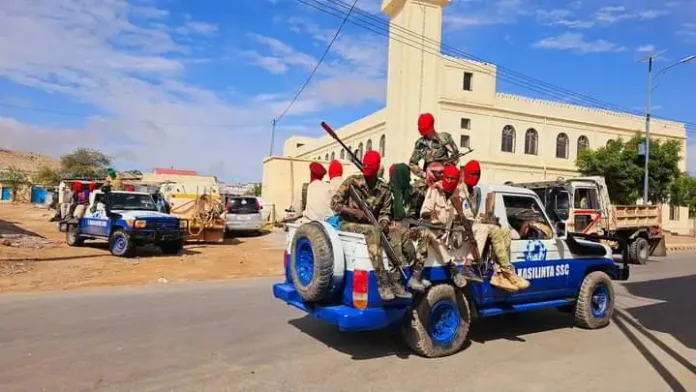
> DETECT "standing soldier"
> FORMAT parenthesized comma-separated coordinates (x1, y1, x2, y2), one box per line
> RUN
(331, 150, 411, 301)
(409, 113, 460, 211)
(460, 160, 530, 292)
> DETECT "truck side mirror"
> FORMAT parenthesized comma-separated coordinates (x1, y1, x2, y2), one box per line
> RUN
(555, 221, 568, 239)
(553, 191, 570, 221)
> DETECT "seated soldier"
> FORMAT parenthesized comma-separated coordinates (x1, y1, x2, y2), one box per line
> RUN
(460, 160, 529, 292)
(417, 165, 473, 288)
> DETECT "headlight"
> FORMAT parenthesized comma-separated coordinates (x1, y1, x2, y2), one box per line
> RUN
(134, 220, 147, 229)
(179, 220, 188, 228)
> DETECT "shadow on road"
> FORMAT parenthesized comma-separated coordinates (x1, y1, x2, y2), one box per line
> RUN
(78, 242, 202, 257)
(0, 219, 46, 238)
(622, 274, 696, 350)
(288, 308, 575, 360)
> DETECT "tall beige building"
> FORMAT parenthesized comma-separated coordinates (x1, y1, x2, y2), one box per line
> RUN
(262, 0, 690, 234)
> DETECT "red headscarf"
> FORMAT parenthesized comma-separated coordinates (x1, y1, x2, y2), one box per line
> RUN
(362, 150, 381, 178)
(71, 182, 82, 192)
(442, 165, 460, 194)
(309, 162, 326, 182)
(125, 185, 136, 192)
(425, 162, 444, 187)
(463, 160, 481, 187)
(418, 113, 435, 136)
(328, 160, 343, 179)
(88, 183, 98, 192)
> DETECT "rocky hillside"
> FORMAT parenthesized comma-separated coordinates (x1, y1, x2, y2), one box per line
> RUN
(0, 149, 60, 173)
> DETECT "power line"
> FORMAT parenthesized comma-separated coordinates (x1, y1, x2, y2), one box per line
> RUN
(297, 0, 696, 133)
(273, 0, 360, 124)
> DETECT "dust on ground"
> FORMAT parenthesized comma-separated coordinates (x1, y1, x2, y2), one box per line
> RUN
(0, 203, 285, 293)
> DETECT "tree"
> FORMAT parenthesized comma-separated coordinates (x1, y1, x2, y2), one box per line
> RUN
(577, 135, 682, 204)
(33, 166, 62, 186)
(244, 183, 262, 197)
(0, 166, 30, 201)
(60, 148, 111, 178)
(670, 174, 696, 215)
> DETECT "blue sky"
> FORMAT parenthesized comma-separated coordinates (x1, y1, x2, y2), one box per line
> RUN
(1, 0, 695, 182)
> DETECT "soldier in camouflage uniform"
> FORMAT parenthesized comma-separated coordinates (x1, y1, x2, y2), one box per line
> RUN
(409, 113, 460, 212)
(460, 160, 529, 292)
(331, 150, 411, 301)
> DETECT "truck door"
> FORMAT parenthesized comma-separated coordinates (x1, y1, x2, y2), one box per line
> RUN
(499, 193, 570, 303)
(572, 187, 601, 234)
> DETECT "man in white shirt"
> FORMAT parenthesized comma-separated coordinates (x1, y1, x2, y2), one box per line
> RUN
(296, 162, 333, 224)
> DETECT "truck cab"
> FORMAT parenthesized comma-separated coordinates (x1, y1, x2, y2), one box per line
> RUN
(273, 184, 629, 358)
(60, 189, 188, 257)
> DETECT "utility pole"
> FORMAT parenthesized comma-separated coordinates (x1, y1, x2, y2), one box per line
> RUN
(269, 118, 277, 156)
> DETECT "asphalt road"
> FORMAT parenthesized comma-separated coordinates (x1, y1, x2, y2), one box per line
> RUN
(1, 255, 695, 392)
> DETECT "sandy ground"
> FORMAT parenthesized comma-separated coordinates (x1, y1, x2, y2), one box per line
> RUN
(0, 203, 285, 293)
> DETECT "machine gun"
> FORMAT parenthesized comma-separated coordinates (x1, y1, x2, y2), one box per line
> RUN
(321, 121, 407, 280)
(441, 147, 475, 166)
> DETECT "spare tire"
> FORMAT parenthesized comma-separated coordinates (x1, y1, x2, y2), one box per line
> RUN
(290, 221, 342, 302)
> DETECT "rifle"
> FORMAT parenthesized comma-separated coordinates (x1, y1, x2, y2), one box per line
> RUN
(441, 147, 475, 166)
(321, 121, 407, 280)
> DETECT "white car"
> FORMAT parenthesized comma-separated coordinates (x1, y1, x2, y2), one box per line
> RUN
(224, 196, 264, 234)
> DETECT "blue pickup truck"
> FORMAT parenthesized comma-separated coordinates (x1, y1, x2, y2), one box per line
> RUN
(273, 184, 630, 358)
(59, 189, 188, 257)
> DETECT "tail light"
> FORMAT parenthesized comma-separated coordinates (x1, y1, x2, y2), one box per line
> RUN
(352, 269, 368, 309)
(283, 250, 288, 270)
(256, 200, 262, 211)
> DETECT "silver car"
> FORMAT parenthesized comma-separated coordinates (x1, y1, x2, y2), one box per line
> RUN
(224, 196, 265, 234)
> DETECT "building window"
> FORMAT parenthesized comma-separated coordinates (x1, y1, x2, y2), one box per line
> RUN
(524, 128, 538, 155)
(556, 133, 569, 159)
(366, 139, 372, 152)
(379, 135, 386, 157)
(460, 135, 470, 148)
(670, 205, 680, 221)
(340, 149, 345, 159)
(330, 152, 335, 160)
(324, 153, 329, 161)
(501, 125, 516, 153)
(577, 135, 590, 153)
(463, 72, 473, 91)
(357, 142, 363, 160)
(460, 118, 471, 129)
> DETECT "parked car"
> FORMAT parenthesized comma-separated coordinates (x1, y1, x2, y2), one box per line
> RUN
(224, 196, 264, 234)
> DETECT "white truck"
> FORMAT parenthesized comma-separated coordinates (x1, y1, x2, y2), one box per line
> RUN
(511, 176, 664, 265)
(273, 184, 630, 358)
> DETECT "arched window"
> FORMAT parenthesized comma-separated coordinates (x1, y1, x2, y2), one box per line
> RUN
(340, 149, 345, 159)
(379, 135, 386, 157)
(501, 125, 516, 153)
(556, 133, 569, 159)
(330, 151, 335, 160)
(366, 139, 372, 152)
(577, 136, 589, 154)
(524, 128, 538, 155)
(324, 153, 329, 161)
(357, 142, 363, 160)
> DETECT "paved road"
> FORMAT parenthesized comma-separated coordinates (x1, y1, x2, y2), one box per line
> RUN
(1, 255, 695, 392)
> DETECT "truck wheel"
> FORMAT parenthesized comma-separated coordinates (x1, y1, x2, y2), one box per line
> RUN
(574, 271, 614, 329)
(402, 284, 471, 358)
(628, 237, 649, 265)
(290, 222, 335, 302)
(109, 229, 135, 258)
(66, 224, 83, 246)
(160, 240, 183, 255)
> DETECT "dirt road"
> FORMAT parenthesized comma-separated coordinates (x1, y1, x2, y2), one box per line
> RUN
(0, 203, 284, 293)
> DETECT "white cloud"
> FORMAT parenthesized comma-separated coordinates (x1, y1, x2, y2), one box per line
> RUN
(678, 23, 696, 43)
(533, 32, 626, 53)
(535, 3, 669, 30)
(636, 44, 656, 53)
(594, 5, 667, 24)
(445, 0, 528, 30)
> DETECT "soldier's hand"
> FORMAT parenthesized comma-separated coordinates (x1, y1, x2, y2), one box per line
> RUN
(379, 220, 390, 233)
(430, 209, 439, 221)
(349, 208, 366, 221)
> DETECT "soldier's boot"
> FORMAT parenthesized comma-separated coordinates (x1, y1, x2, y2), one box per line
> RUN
(502, 267, 530, 290)
(389, 271, 413, 299)
(490, 271, 519, 292)
(460, 265, 484, 283)
(407, 266, 431, 293)
(448, 263, 468, 289)
(375, 270, 395, 301)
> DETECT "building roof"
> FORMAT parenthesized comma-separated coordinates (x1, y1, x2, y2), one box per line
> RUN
(153, 168, 198, 175)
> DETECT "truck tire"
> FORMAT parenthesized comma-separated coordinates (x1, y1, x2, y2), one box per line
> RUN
(290, 222, 335, 302)
(628, 237, 649, 265)
(574, 271, 614, 329)
(160, 240, 183, 255)
(109, 229, 135, 258)
(66, 224, 84, 246)
(402, 284, 471, 358)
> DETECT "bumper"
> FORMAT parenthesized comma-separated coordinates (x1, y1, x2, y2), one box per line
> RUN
(131, 229, 186, 242)
(225, 220, 264, 231)
(273, 282, 408, 332)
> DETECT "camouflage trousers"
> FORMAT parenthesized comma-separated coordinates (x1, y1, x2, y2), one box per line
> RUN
(388, 221, 416, 271)
(474, 223, 513, 273)
(340, 222, 387, 272)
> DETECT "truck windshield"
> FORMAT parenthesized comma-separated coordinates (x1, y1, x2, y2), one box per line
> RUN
(109, 193, 157, 211)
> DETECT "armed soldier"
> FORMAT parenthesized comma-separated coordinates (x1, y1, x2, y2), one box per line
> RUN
(460, 160, 530, 292)
(331, 150, 411, 301)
